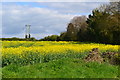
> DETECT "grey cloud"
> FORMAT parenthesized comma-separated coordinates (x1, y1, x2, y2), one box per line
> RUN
(2, 2, 107, 39)
(2, 3, 74, 39)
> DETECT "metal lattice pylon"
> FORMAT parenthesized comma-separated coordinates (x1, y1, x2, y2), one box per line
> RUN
(25, 24, 31, 39)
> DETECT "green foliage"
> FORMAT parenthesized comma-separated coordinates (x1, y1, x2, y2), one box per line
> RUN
(2, 58, 118, 78)
(0, 37, 37, 41)
(2, 41, 119, 78)
(87, 8, 120, 44)
(86, 2, 120, 44)
(40, 35, 60, 41)
(58, 2, 120, 45)
(60, 16, 88, 41)
(2, 41, 118, 67)
(2, 50, 86, 67)
(59, 32, 70, 41)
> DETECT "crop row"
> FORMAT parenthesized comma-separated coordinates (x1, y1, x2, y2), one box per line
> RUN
(1, 41, 118, 66)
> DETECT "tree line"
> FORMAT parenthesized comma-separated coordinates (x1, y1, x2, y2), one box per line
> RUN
(0, 37, 37, 41)
(41, 2, 120, 45)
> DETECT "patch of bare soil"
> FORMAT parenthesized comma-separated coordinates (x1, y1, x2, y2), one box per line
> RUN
(85, 48, 103, 63)
(85, 48, 120, 65)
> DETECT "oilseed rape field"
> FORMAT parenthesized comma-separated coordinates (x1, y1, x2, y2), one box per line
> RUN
(1, 41, 119, 78)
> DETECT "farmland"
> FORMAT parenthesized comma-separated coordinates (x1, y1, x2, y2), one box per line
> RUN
(1, 41, 119, 78)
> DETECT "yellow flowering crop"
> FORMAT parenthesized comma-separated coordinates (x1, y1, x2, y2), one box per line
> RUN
(1, 41, 118, 66)
(1, 41, 118, 55)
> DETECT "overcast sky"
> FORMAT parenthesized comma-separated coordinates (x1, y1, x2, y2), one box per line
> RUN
(1, 2, 108, 39)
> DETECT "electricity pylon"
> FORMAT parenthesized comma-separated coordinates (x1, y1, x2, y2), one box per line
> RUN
(25, 24, 31, 39)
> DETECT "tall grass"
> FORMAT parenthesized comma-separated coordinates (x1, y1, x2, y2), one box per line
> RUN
(2, 58, 118, 78)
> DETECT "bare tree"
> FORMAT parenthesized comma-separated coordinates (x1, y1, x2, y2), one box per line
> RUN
(66, 16, 88, 41)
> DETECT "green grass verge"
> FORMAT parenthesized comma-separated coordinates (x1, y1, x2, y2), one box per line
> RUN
(2, 58, 118, 78)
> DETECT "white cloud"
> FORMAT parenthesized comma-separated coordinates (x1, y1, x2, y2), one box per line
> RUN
(2, 3, 75, 39)
(37, 2, 106, 14)
(1, 2, 108, 39)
